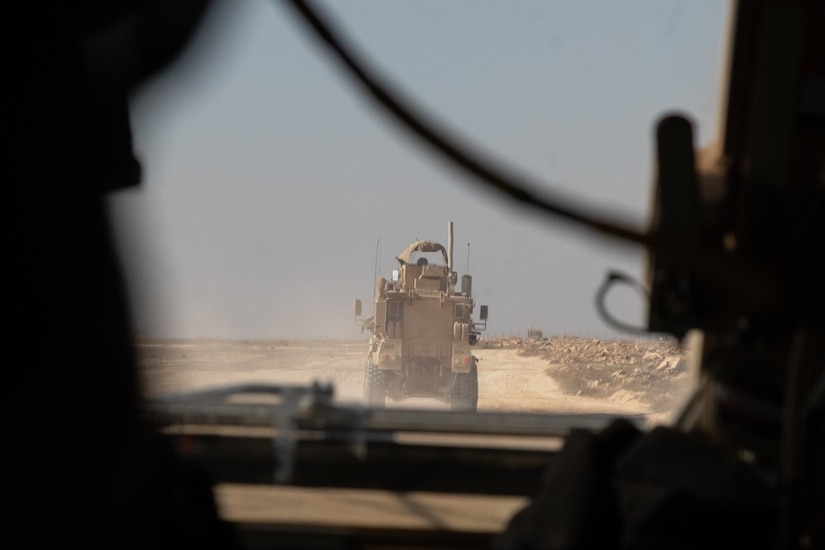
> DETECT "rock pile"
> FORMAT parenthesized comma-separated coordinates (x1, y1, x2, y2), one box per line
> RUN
(477, 335, 694, 413)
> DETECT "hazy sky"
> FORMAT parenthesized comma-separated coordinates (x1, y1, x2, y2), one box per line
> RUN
(110, 0, 730, 339)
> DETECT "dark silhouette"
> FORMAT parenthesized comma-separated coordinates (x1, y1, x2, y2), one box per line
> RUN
(10, 2, 236, 548)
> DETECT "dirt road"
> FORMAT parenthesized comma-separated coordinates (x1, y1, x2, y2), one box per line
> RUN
(137, 338, 681, 418)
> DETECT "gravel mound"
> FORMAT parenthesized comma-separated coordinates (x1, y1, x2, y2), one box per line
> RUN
(477, 335, 694, 413)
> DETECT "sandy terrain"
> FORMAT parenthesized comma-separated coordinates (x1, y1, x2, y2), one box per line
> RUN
(137, 335, 693, 424)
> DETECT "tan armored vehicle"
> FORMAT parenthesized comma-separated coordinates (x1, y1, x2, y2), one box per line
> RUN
(354, 222, 488, 410)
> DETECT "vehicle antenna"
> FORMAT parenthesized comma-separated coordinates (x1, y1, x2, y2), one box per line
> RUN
(465, 242, 470, 275)
(374, 237, 381, 281)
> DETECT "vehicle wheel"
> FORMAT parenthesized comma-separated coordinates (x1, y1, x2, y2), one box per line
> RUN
(450, 364, 478, 411)
(364, 360, 387, 407)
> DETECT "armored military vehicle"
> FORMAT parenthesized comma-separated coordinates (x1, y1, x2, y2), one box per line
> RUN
(355, 222, 488, 410)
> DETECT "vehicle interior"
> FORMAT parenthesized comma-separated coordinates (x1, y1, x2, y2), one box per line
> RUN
(11, 0, 823, 549)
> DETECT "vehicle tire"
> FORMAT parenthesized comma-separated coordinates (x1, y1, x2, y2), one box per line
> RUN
(450, 364, 478, 411)
(364, 360, 387, 407)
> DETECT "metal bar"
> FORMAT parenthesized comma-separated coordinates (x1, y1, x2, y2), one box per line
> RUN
(160, 429, 556, 495)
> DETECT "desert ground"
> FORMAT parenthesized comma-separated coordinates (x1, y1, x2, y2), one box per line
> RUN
(135, 335, 696, 538)
(137, 335, 695, 424)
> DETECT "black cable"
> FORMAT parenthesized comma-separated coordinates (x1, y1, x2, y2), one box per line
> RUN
(283, 0, 650, 247)
(594, 270, 650, 335)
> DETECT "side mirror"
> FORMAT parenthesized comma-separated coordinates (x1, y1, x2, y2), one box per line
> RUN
(354, 299, 362, 318)
(480, 305, 488, 320)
